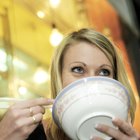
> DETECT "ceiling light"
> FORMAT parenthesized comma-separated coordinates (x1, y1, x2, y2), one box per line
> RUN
(0, 49, 7, 63)
(33, 68, 50, 84)
(37, 11, 45, 18)
(13, 58, 27, 70)
(50, 28, 63, 47)
(49, 0, 60, 8)
(18, 86, 27, 95)
(0, 49, 8, 72)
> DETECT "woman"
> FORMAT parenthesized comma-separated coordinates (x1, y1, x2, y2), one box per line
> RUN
(45, 28, 139, 140)
(0, 28, 139, 140)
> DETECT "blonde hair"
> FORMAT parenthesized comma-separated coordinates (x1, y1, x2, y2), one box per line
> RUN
(46, 28, 136, 139)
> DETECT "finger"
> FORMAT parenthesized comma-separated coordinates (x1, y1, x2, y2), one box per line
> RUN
(13, 121, 40, 139)
(29, 113, 43, 125)
(90, 136, 104, 140)
(95, 124, 127, 140)
(25, 106, 45, 117)
(112, 118, 137, 137)
(21, 125, 38, 139)
(10, 114, 42, 135)
(13, 98, 54, 109)
(17, 113, 44, 126)
(29, 106, 45, 116)
(8, 105, 45, 118)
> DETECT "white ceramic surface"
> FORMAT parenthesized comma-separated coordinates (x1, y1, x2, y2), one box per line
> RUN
(52, 76, 130, 140)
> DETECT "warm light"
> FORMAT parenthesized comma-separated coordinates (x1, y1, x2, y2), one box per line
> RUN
(18, 86, 27, 95)
(0, 49, 7, 63)
(33, 68, 50, 84)
(49, 0, 60, 8)
(0, 64, 8, 72)
(49, 108, 52, 112)
(13, 58, 27, 70)
(0, 49, 8, 72)
(50, 28, 63, 47)
(37, 11, 45, 18)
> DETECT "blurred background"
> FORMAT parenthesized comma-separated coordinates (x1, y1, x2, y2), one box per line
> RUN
(0, 0, 140, 133)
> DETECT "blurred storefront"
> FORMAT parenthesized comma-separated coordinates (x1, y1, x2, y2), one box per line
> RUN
(0, 0, 139, 133)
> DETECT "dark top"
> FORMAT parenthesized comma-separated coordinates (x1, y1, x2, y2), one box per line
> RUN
(27, 124, 47, 140)
(26, 124, 115, 140)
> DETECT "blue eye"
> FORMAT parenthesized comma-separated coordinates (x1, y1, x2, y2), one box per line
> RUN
(71, 67, 84, 74)
(99, 69, 110, 76)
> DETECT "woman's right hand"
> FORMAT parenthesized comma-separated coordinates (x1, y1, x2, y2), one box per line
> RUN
(0, 98, 54, 140)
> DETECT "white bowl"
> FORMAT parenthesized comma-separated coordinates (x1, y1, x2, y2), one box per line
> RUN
(52, 77, 130, 140)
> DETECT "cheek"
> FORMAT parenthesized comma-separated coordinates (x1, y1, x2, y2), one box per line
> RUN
(61, 71, 76, 88)
(62, 75, 75, 88)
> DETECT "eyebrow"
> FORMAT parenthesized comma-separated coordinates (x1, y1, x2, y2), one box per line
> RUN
(70, 62, 112, 67)
(70, 61, 86, 66)
(99, 64, 113, 69)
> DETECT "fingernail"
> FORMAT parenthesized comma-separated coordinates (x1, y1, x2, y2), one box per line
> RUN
(95, 123, 101, 129)
(90, 136, 98, 140)
(95, 124, 99, 128)
(112, 117, 116, 121)
(90, 135, 94, 140)
(112, 117, 119, 122)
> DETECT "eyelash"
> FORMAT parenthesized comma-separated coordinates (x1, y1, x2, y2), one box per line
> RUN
(71, 66, 111, 76)
(71, 66, 84, 74)
(98, 69, 111, 76)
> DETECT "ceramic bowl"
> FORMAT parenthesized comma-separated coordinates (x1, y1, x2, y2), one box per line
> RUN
(52, 76, 130, 140)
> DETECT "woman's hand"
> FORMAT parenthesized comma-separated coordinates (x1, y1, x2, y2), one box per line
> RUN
(0, 98, 54, 140)
(91, 118, 140, 140)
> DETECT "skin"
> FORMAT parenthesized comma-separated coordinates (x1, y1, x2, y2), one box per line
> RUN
(0, 98, 54, 140)
(62, 41, 114, 87)
(61, 41, 140, 140)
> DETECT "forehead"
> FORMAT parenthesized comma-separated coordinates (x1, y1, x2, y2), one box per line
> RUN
(62, 41, 111, 66)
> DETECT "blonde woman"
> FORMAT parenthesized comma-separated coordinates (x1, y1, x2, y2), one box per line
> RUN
(0, 28, 139, 140)
(45, 28, 139, 140)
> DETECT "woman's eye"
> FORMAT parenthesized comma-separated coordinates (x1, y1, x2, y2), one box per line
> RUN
(71, 67, 84, 74)
(98, 69, 110, 76)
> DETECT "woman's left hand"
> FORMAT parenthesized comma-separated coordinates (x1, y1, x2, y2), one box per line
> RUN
(91, 118, 140, 140)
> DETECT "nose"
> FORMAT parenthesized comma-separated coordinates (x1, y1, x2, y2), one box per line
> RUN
(87, 71, 96, 77)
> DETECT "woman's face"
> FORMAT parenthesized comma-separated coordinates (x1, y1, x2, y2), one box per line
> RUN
(61, 41, 114, 88)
